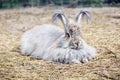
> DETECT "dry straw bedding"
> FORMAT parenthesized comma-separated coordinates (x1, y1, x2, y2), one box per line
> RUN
(0, 7, 120, 80)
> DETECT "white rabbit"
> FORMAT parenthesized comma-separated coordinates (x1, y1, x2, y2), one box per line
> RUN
(20, 10, 97, 63)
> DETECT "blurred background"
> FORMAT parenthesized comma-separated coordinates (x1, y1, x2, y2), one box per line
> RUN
(0, 0, 120, 9)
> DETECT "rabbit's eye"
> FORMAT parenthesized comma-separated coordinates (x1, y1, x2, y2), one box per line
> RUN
(69, 29, 73, 34)
(65, 33, 70, 38)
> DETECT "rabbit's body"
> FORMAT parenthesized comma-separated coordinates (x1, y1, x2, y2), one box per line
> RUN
(21, 24, 96, 63)
(20, 10, 97, 63)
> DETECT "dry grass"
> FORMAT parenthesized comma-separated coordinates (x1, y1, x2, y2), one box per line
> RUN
(0, 7, 120, 80)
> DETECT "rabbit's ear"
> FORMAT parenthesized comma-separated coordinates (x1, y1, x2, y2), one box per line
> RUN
(75, 10, 91, 27)
(52, 10, 69, 35)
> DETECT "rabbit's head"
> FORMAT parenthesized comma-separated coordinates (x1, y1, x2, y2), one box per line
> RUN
(52, 10, 91, 50)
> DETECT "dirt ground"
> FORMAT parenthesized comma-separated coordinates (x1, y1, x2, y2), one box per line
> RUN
(0, 7, 120, 80)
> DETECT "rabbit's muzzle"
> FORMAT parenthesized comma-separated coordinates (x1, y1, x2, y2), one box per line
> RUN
(69, 37, 83, 50)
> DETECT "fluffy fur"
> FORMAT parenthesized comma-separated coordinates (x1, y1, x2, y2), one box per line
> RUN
(20, 10, 97, 63)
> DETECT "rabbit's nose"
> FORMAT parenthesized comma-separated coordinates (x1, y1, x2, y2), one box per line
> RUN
(72, 42, 80, 50)
(74, 40, 83, 50)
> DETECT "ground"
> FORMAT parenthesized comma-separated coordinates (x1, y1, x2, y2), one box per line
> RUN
(0, 7, 120, 80)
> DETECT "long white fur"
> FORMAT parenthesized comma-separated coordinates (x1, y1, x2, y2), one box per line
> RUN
(20, 24, 97, 63)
